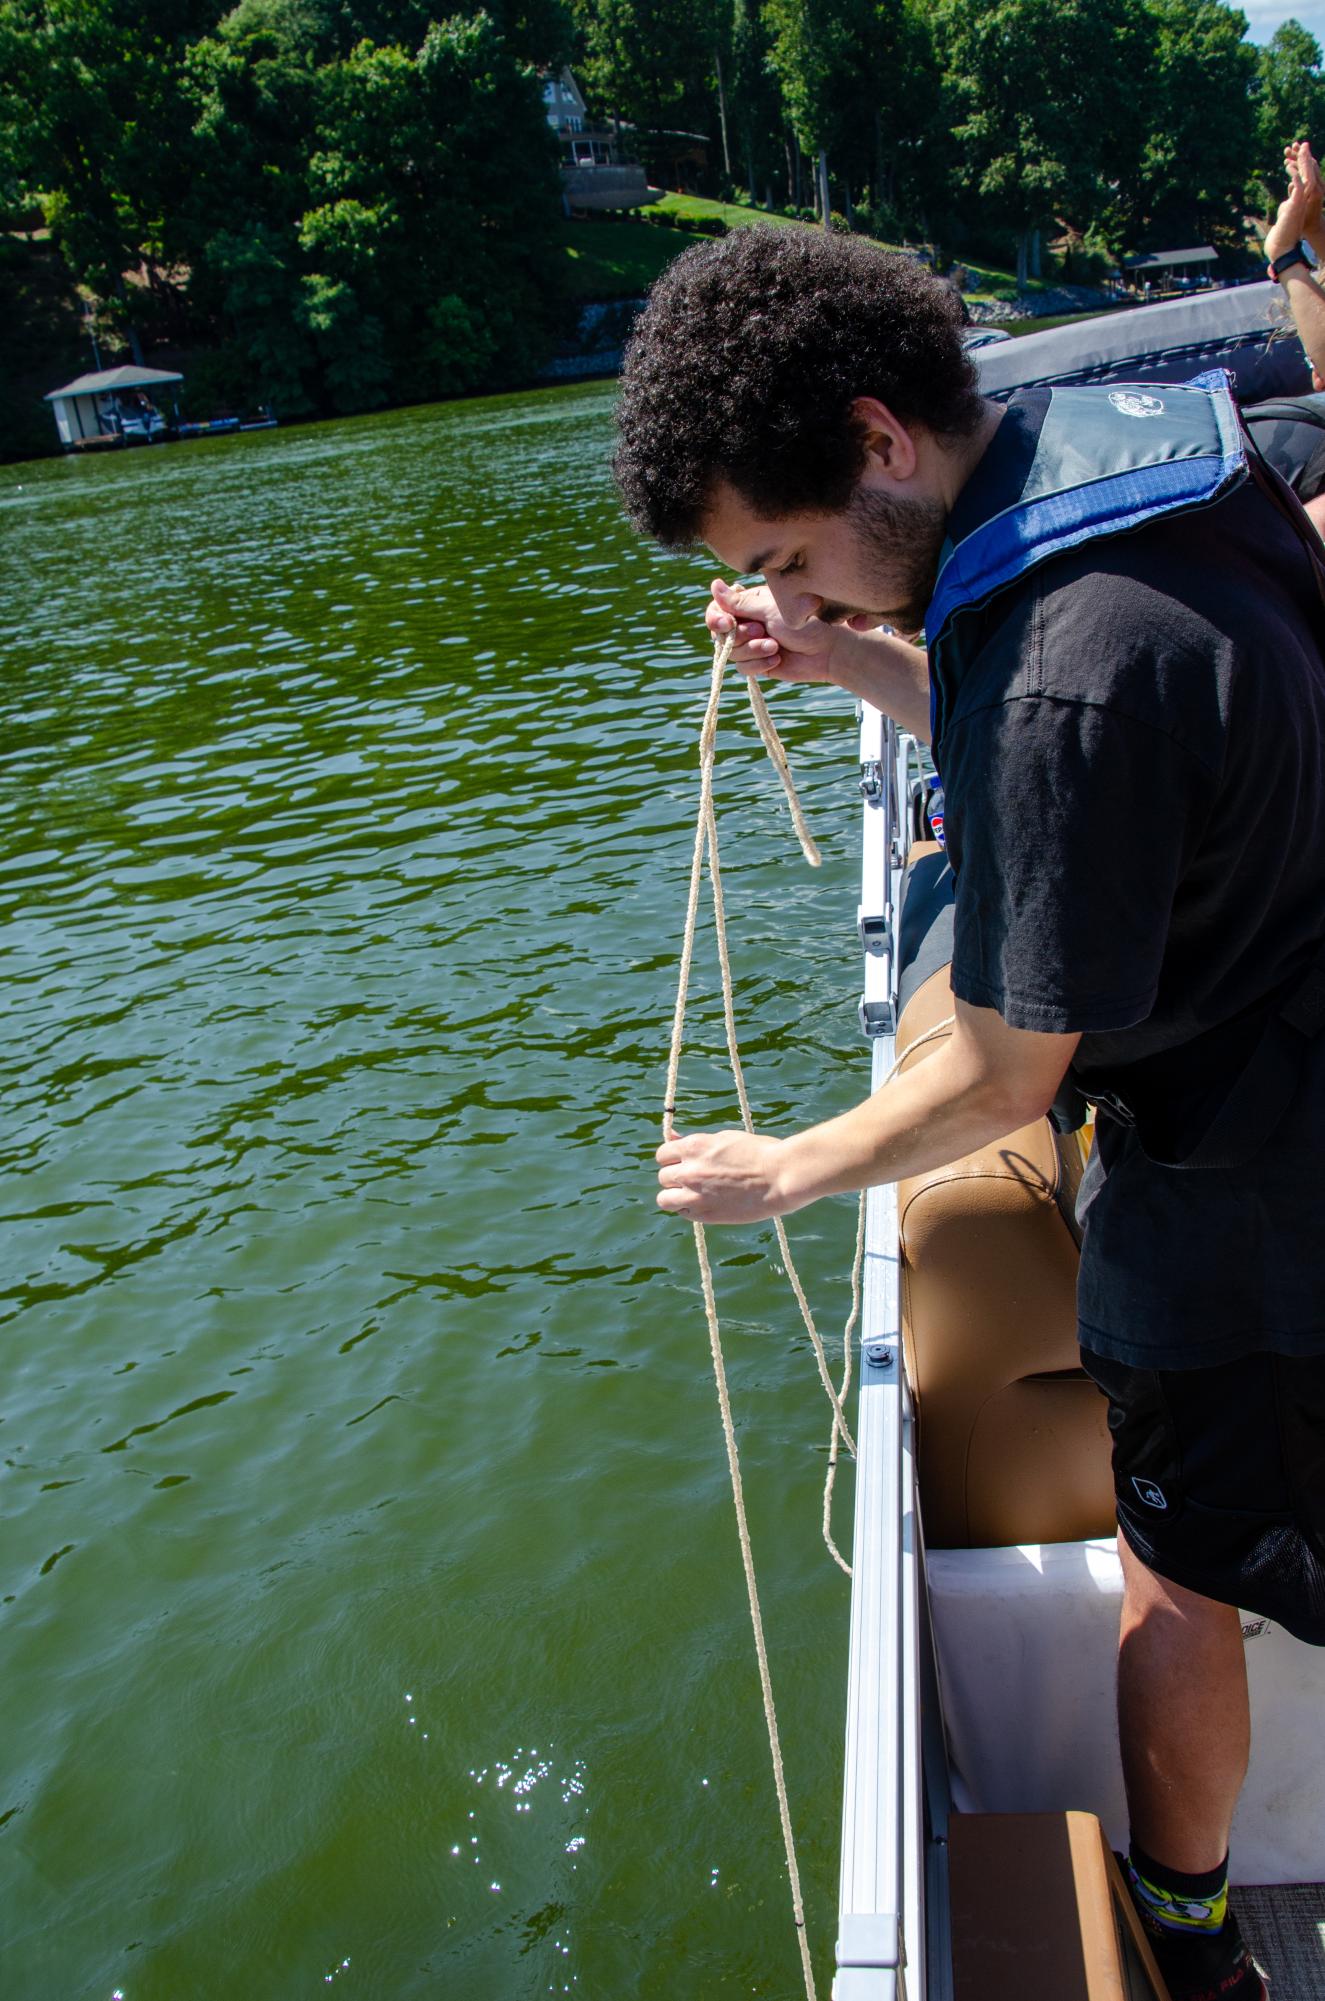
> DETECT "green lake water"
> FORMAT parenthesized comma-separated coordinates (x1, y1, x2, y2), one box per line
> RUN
(0, 383, 871, 1999)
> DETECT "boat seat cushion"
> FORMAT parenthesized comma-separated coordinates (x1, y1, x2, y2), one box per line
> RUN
(897, 839, 954, 1020)
(895, 961, 1114, 1549)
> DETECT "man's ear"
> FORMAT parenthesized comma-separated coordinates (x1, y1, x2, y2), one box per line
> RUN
(849, 396, 918, 482)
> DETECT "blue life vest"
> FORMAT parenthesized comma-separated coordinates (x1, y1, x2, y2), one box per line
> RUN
(923, 372, 1247, 752)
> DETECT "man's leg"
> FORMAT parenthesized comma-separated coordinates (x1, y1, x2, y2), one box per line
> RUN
(1084, 1349, 1289, 1996)
(1115, 1535, 1266, 1998)
(1116, 1532, 1250, 1872)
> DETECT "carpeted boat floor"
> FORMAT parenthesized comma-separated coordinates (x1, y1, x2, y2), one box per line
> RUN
(1237, 1885, 1325, 1998)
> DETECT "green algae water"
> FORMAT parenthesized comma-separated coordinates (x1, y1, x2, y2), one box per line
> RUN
(0, 384, 868, 1999)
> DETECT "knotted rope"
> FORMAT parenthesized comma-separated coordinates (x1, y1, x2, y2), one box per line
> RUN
(663, 634, 864, 2001)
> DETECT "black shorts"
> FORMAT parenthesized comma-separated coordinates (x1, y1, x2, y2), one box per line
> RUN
(1082, 1348, 1325, 1645)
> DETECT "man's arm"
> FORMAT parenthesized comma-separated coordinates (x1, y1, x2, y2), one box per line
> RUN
(656, 998, 1079, 1224)
(707, 577, 933, 741)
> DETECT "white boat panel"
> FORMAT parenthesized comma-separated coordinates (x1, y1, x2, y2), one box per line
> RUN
(928, 1539, 1325, 1887)
(836, 711, 925, 1996)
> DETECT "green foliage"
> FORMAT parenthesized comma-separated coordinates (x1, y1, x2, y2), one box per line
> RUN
(0, 0, 1313, 453)
(938, 0, 1153, 237)
(764, 0, 858, 158)
(0, 234, 89, 459)
(1254, 19, 1325, 195)
(574, 0, 713, 176)
(1126, 0, 1259, 247)
(3, 0, 568, 429)
(729, 0, 783, 198)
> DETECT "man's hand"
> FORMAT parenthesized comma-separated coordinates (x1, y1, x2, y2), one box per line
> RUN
(655, 1128, 794, 1223)
(705, 576, 934, 739)
(706, 576, 844, 685)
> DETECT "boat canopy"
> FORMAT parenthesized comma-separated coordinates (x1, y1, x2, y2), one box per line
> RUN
(43, 365, 183, 401)
(1123, 245, 1217, 271)
(975, 279, 1305, 404)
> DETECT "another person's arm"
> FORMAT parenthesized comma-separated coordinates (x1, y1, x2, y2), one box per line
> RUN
(1287, 139, 1325, 265)
(1265, 140, 1325, 382)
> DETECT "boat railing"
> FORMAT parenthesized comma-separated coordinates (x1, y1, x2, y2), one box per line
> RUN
(835, 707, 953, 2001)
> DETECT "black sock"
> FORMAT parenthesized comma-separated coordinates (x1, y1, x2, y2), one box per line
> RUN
(1127, 1839, 1229, 1938)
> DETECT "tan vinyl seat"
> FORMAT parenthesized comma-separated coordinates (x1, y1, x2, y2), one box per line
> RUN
(895, 959, 1115, 1550)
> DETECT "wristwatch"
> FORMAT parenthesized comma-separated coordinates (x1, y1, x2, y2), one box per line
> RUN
(1270, 245, 1312, 280)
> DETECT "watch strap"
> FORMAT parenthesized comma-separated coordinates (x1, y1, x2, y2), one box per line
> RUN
(1271, 245, 1311, 280)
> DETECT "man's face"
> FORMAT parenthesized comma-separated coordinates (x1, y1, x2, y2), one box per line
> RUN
(702, 474, 949, 640)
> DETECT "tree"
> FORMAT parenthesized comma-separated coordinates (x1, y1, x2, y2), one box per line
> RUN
(938, 0, 1153, 284)
(1253, 19, 1325, 198)
(1118, 0, 1258, 252)
(726, 0, 782, 201)
(764, 0, 878, 221)
(0, 0, 210, 348)
(849, 0, 952, 240)
(177, 7, 568, 414)
(574, 0, 709, 181)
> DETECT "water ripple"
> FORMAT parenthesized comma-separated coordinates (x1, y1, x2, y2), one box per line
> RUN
(0, 382, 859, 2000)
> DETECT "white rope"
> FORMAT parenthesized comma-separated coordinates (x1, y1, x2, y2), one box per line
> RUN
(664, 633, 826, 2001)
(746, 675, 822, 868)
(702, 788, 856, 1460)
(822, 1191, 865, 1575)
(663, 640, 957, 1995)
(820, 1022, 958, 1570)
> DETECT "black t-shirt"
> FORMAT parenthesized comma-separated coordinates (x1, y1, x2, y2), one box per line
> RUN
(935, 389, 1325, 1367)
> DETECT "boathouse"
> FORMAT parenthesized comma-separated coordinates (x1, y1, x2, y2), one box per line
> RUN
(44, 364, 183, 449)
(1121, 245, 1218, 291)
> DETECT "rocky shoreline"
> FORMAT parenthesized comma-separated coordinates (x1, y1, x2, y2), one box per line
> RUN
(965, 284, 1117, 323)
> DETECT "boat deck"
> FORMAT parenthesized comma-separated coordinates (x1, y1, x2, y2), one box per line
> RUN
(1240, 1885, 1325, 1998)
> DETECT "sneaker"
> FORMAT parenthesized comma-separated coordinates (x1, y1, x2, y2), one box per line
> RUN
(1135, 1904, 1269, 2001)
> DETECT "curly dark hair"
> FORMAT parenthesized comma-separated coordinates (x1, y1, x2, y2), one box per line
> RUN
(612, 226, 983, 547)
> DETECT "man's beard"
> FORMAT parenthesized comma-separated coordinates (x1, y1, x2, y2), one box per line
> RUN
(818, 485, 948, 637)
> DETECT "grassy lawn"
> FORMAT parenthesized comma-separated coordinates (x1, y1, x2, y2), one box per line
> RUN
(960, 257, 1056, 300)
(557, 195, 1101, 317)
(560, 191, 876, 302)
(557, 216, 697, 298)
(648, 190, 804, 231)
(557, 192, 809, 299)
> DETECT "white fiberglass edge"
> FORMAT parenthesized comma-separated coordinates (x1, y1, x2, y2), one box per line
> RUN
(835, 709, 923, 1998)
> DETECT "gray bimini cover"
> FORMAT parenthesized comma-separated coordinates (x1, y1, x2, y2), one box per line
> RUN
(976, 281, 1309, 405)
(1244, 391, 1325, 500)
